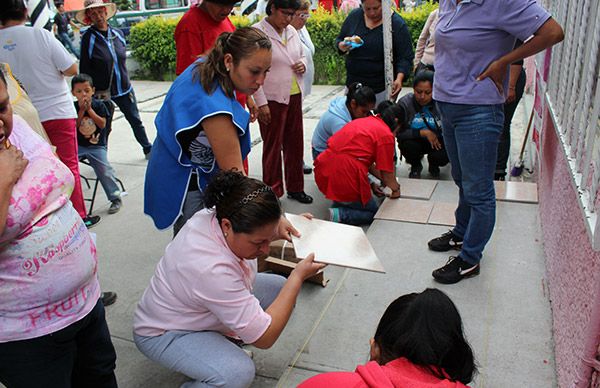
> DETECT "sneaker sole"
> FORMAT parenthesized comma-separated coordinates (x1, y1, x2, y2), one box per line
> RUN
(432, 265, 480, 284)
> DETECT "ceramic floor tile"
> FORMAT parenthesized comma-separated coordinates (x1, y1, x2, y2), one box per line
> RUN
(373, 198, 433, 224)
(428, 202, 456, 226)
(286, 213, 385, 273)
(495, 181, 538, 203)
(398, 178, 438, 200)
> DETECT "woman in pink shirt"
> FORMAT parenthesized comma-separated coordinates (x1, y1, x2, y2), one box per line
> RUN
(253, 0, 313, 204)
(299, 288, 476, 387)
(0, 68, 117, 387)
(134, 171, 324, 388)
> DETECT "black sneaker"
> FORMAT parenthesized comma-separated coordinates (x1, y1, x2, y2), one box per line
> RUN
(432, 256, 480, 284)
(83, 215, 101, 229)
(408, 165, 422, 179)
(429, 165, 440, 178)
(101, 291, 118, 306)
(287, 191, 313, 204)
(428, 230, 463, 251)
(108, 198, 122, 214)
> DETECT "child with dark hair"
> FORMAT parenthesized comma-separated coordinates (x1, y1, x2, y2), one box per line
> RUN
(134, 170, 324, 388)
(299, 288, 476, 387)
(314, 101, 405, 225)
(72, 73, 123, 214)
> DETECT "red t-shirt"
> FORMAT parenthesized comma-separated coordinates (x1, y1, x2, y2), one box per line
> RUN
(174, 7, 247, 108)
(314, 115, 395, 205)
(299, 358, 471, 388)
(175, 7, 235, 75)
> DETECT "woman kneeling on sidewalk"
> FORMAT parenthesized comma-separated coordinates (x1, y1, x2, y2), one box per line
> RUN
(314, 101, 405, 225)
(134, 171, 325, 388)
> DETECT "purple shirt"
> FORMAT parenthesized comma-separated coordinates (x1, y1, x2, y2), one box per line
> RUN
(433, 0, 550, 105)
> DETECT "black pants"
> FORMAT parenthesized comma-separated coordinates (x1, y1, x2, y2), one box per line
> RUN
(496, 68, 526, 177)
(112, 90, 152, 153)
(399, 137, 449, 170)
(0, 299, 118, 388)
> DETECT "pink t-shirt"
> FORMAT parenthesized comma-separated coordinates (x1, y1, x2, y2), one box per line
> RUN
(0, 116, 100, 342)
(133, 209, 271, 344)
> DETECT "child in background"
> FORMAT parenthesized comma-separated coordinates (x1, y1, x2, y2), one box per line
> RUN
(72, 73, 123, 214)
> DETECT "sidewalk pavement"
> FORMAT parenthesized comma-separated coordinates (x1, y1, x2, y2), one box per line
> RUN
(76, 81, 553, 387)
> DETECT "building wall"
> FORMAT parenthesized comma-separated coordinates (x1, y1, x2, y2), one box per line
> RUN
(539, 106, 600, 387)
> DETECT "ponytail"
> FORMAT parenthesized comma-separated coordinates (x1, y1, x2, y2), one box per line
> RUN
(375, 101, 406, 133)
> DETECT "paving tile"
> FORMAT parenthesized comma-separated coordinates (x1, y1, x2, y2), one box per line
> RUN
(428, 202, 456, 226)
(398, 178, 437, 200)
(374, 198, 434, 224)
(495, 180, 538, 203)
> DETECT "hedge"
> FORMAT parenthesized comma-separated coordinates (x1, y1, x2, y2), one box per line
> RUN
(129, 1, 438, 83)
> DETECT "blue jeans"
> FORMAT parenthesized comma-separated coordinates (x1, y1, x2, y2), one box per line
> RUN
(78, 145, 121, 202)
(57, 31, 79, 59)
(112, 91, 152, 153)
(133, 273, 285, 388)
(334, 197, 379, 226)
(438, 102, 504, 265)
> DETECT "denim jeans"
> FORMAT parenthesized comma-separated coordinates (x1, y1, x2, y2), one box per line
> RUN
(57, 31, 80, 59)
(0, 299, 117, 388)
(134, 273, 286, 388)
(334, 197, 380, 226)
(438, 102, 504, 265)
(112, 90, 153, 153)
(78, 145, 121, 202)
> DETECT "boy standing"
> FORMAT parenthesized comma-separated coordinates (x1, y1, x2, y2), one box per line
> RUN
(73, 73, 123, 214)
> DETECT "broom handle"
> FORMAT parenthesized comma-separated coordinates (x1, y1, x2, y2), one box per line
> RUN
(517, 108, 535, 160)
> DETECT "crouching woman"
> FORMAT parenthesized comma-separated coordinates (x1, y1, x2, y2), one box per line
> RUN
(133, 171, 324, 388)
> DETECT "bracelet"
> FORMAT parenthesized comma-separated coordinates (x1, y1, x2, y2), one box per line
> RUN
(509, 86, 516, 90)
(391, 187, 400, 193)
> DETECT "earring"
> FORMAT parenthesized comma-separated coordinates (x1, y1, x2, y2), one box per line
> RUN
(224, 232, 228, 237)
(226, 67, 230, 72)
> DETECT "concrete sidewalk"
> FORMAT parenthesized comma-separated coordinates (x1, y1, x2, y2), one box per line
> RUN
(81, 81, 553, 387)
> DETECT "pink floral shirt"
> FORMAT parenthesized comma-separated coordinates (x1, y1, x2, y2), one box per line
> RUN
(0, 116, 100, 342)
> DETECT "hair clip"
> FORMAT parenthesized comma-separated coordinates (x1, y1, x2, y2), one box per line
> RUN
(240, 186, 272, 205)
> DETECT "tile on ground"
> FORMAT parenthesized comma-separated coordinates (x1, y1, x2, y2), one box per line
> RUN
(495, 180, 538, 203)
(428, 202, 456, 226)
(398, 178, 438, 200)
(374, 198, 433, 224)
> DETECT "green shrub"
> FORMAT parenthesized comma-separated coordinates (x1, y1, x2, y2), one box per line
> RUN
(130, 16, 179, 80)
(128, 3, 437, 83)
(399, 1, 439, 48)
(306, 6, 347, 85)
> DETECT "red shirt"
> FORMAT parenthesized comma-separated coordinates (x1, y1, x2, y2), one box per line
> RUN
(314, 115, 395, 205)
(299, 358, 471, 388)
(174, 6, 247, 107)
(175, 6, 235, 75)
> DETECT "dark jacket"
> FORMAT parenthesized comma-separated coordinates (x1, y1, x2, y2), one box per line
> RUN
(336, 8, 414, 93)
(80, 26, 131, 98)
(396, 93, 442, 141)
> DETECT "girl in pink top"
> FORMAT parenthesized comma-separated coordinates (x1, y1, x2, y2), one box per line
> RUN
(134, 171, 324, 388)
(0, 69, 117, 387)
(300, 288, 476, 387)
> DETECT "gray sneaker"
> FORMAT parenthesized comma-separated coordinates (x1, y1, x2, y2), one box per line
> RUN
(108, 199, 122, 214)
